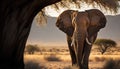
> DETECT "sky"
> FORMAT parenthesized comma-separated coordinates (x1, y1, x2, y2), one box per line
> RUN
(45, 2, 120, 17)
(27, 3, 120, 46)
(27, 15, 120, 46)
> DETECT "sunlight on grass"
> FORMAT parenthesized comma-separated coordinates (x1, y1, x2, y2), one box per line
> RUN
(44, 54, 62, 61)
(24, 46, 120, 69)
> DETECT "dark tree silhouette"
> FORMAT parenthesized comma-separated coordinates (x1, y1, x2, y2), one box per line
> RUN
(94, 39, 117, 54)
(0, 0, 119, 69)
(0, 1, 61, 69)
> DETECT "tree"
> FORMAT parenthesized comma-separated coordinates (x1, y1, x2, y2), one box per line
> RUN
(0, 0, 119, 69)
(94, 39, 117, 54)
(25, 45, 39, 54)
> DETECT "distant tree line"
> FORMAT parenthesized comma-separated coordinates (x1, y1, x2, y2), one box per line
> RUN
(25, 39, 117, 55)
(25, 44, 69, 54)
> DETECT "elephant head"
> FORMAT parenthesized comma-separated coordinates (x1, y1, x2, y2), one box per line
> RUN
(56, 9, 106, 69)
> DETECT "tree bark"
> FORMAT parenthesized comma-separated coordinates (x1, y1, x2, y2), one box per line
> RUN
(0, 0, 61, 69)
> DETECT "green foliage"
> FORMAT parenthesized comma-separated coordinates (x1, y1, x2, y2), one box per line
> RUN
(94, 39, 117, 54)
(26, 44, 39, 54)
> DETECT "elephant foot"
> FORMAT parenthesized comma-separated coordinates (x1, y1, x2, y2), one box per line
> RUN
(82, 65, 89, 69)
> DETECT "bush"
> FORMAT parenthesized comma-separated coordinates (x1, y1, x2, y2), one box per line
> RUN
(25, 61, 46, 69)
(25, 44, 39, 54)
(95, 57, 106, 62)
(44, 54, 61, 61)
(103, 59, 120, 69)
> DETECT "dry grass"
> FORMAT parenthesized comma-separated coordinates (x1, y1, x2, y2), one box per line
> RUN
(24, 46, 120, 69)
(24, 54, 71, 62)
(63, 65, 72, 69)
(94, 57, 106, 62)
(63, 65, 81, 69)
(44, 54, 62, 61)
(24, 54, 45, 63)
(89, 54, 120, 62)
(24, 54, 120, 69)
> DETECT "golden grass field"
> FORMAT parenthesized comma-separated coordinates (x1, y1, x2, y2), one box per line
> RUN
(24, 46, 120, 69)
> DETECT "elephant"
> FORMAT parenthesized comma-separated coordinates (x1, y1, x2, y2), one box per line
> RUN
(56, 9, 106, 69)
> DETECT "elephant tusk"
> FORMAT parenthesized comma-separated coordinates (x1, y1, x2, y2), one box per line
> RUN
(86, 38, 92, 45)
(71, 37, 75, 46)
(72, 16, 76, 24)
(71, 11, 78, 46)
(71, 11, 78, 25)
(71, 37, 92, 46)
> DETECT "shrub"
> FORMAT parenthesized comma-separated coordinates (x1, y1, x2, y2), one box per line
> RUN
(25, 44, 39, 54)
(95, 57, 106, 62)
(25, 61, 46, 69)
(44, 54, 61, 61)
(103, 59, 120, 69)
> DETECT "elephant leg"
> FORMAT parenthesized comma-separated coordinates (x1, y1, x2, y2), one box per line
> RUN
(67, 36, 77, 65)
(82, 34, 97, 69)
(82, 44, 92, 69)
(73, 30, 87, 69)
(72, 39, 84, 69)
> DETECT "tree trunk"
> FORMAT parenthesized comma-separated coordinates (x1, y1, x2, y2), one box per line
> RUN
(0, 0, 61, 69)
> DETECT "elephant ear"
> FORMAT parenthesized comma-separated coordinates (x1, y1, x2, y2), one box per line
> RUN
(56, 10, 74, 36)
(99, 16, 107, 28)
(86, 9, 107, 36)
(56, 16, 62, 27)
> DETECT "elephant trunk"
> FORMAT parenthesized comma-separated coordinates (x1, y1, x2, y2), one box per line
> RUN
(72, 24, 87, 67)
(71, 32, 92, 46)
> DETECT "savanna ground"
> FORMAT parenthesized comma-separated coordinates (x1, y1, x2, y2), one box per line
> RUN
(24, 46, 120, 69)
